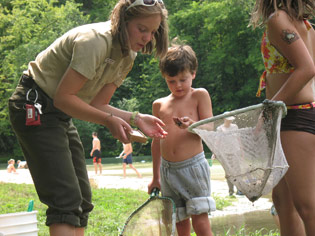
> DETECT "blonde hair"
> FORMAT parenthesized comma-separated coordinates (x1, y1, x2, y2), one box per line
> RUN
(110, 0, 169, 58)
(249, 0, 315, 28)
(8, 159, 15, 164)
(159, 42, 198, 77)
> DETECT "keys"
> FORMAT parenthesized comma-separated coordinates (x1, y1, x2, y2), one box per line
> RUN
(34, 103, 43, 114)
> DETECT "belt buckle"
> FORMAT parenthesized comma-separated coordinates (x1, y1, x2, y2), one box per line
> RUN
(20, 74, 33, 87)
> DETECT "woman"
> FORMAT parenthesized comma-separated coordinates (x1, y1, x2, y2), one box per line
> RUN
(250, 1, 315, 235)
(8, 0, 168, 235)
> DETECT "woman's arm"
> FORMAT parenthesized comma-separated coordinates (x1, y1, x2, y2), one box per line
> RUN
(54, 67, 132, 143)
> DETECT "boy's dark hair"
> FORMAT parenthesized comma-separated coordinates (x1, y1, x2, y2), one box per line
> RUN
(92, 132, 98, 136)
(159, 44, 198, 77)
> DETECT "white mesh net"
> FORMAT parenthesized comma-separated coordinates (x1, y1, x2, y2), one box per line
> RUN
(189, 101, 289, 202)
(120, 189, 177, 236)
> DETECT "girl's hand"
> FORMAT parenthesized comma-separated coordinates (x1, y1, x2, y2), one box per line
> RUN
(136, 114, 168, 139)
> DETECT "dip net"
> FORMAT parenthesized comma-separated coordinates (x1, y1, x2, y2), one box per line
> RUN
(119, 188, 176, 236)
(188, 100, 289, 202)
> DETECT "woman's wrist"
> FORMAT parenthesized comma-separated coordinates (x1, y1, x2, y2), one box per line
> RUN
(130, 111, 140, 127)
(103, 112, 113, 126)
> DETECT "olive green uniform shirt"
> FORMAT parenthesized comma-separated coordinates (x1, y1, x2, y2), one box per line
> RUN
(26, 21, 137, 103)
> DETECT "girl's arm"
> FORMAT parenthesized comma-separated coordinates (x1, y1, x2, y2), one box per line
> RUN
(267, 11, 315, 102)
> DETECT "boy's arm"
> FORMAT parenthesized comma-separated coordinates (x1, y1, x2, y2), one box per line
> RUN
(148, 138, 162, 194)
(197, 88, 213, 120)
(148, 101, 162, 194)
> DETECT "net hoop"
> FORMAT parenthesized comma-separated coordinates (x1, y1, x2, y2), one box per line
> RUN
(188, 100, 287, 133)
(119, 188, 176, 236)
(188, 100, 288, 202)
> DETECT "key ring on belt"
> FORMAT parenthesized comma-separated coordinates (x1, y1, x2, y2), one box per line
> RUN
(26, 89, 38, 103)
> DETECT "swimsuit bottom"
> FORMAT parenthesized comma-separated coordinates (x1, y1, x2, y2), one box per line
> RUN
(281, 102, 315, 134)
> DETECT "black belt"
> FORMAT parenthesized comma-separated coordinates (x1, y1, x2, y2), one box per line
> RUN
(20, 74, 35, 88)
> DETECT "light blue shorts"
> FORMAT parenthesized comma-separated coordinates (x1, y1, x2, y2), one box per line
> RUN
(161, 152, 216, 222)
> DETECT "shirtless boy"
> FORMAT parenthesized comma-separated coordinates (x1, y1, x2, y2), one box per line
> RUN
(148, 44, 216, 236)
(90, 132, 102, 175)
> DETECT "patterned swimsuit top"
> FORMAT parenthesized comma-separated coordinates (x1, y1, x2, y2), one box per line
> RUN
(256, 20, 312, 97)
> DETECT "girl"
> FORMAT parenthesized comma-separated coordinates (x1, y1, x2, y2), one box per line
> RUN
(250, 1, 315, 235)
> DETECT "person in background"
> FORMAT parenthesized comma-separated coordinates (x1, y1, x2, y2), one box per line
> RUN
(250, 0, 315, 235)
(148, 44, 216, 236)
(8, 0, 168, 235)
(7, 159, 17, 173)
(17, 160, 28, 169)
(119, 142, 142, 178)
(90, 132, 102, 175)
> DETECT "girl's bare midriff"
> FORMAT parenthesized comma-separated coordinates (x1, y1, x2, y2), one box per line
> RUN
(266, 73, 314, 104)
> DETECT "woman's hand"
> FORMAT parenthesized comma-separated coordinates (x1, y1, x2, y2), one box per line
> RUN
(136, 114, 168, 139)
(104, 115, 133, 143)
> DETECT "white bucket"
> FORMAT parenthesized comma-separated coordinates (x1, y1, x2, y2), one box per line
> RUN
(0, 211, 38, 236)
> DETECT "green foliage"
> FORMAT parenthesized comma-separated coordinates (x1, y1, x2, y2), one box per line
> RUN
(213, 193, 233, 210)
(77, 0, 117, 22)
(0, 0, 268, 158)
(0, 182, 148, 236)
(223, 225, 280, 236)
(0, 0, 88, 153)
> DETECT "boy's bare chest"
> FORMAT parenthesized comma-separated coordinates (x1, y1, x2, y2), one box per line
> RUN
(159, 98, 198, 124)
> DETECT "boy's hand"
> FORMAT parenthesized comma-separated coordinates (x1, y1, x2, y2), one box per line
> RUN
(173, 117, 183, 127)
(173, 116, 194, 129)
(148, 179, 161, 194)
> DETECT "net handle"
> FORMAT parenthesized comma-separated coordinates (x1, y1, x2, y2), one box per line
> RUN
(188, 100, 286, 133)
(150, 187, 160, 197)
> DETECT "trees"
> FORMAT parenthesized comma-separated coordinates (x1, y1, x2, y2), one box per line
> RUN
(167, 0, 264, 115)
(0, 0, 267, 158)
(0, 0, 88, 154)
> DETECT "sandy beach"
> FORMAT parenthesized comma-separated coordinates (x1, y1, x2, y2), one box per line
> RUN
(0, 167, 272, 218)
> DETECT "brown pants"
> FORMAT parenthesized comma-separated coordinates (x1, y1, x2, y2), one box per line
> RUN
(8, 75, 94, 227)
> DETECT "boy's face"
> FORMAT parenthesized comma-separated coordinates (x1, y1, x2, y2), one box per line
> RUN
(164, 70, 195, 97)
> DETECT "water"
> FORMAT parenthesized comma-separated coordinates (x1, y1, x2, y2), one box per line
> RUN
(211, 210, 278, 235)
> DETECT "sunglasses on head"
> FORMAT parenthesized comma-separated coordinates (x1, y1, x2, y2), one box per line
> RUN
(126, 0, 164, 11)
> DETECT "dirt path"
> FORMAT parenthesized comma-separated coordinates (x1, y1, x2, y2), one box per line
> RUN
(0, 168, 272, 218)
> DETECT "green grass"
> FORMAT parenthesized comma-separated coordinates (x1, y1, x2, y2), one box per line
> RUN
(0, 182, 149, 236)
(0, 182, 279, 236)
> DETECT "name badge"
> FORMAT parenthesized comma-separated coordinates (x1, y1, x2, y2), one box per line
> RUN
(105, 58, 115, 65)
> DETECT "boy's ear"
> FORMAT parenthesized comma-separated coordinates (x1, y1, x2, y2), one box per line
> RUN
(192, 71, 196, 80)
